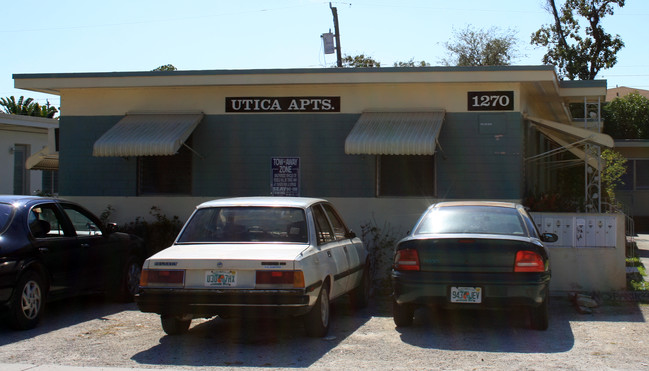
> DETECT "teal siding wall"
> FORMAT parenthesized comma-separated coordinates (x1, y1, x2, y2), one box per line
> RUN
(60, 112, 524, 199)
(60, 116, 137, 196)
(192, 114, 375, 197)
(60, 114, 376, 197)
(436, 112, 524, 199)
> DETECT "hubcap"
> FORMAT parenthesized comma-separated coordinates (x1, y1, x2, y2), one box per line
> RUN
(21, 280, 42, 320)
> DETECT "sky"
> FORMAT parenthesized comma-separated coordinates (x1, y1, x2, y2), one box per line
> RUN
(1, 0, 648, 112)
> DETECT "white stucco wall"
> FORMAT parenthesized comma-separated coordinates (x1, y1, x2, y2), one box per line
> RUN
(0, 129, 48, 195)
(66, 196, 627, 293)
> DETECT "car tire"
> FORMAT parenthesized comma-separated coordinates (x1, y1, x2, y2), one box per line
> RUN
(161, 314, 192, 335)
(9, 270, 45, 330)
(304, 282, 330, 337)
(392, 299, 414, 327)
(111, 256, 142, 302)
(529, 291, 549, 331)
(349, 265, 370, 310)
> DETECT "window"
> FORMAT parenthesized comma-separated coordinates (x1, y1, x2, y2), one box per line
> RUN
(138, 138, 192, 195)
(13, 144, 30, 195)
(378, 155, 435, 196)
(616, 159, 649, 191)
(29, 204, 66, 238)
(41, 170, 59, 195)
(313, 205, 334, 245)
(61, 205, 102, 236)
(322, 204, 347, 240)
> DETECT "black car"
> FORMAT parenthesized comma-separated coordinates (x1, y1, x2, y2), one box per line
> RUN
(391, 201, 558, 330)
(0, 195, 145, 330)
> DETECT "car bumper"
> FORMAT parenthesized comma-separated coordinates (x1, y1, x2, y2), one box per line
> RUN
(391, 270, 551, 308)
(135, 288, 313, 317)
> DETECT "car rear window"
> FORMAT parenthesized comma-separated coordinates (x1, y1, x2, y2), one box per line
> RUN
(177, 206, 308, 243)
(0, 203, 15, 232)
(415, 205, 527, 236)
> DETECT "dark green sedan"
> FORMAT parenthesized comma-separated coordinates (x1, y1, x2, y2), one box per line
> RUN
(391, 201, 557, 330)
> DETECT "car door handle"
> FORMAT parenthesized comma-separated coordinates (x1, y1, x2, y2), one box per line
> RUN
(81, 243, 90, 248)
(327, 251, 332, 257)
(38, 247, 49, 253)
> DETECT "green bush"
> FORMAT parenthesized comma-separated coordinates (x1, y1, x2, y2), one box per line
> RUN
(361, 219, 405, 296)
(102, 205, 183, 257)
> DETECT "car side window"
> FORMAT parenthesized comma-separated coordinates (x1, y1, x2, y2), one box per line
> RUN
(29, 204, 66, 238)
(520, 209, 540, 239)
(312, 205, 334, 245)
(322, 204, 347, 241)
(61, 205, 102, 237)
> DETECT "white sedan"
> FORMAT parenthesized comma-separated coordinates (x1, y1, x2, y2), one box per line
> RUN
(135, 197, 369, 337)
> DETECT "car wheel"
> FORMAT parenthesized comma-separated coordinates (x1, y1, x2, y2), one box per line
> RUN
(9, 270, 45, 330)
(529, 290, 549, 331)
(392, 299, 414, 327)
(304, 282, 330, 337)
(161, 314, 192, 335)
(349, 265, 370, 310)
(112, 256, 142, 302)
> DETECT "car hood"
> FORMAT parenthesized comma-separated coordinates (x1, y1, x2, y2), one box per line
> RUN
(145, 243, 310, 267)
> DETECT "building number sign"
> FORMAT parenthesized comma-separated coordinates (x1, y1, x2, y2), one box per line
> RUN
(467, 91, 514, 111)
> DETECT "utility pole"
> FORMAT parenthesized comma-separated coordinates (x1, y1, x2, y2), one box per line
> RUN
(330, 3, 343, 67)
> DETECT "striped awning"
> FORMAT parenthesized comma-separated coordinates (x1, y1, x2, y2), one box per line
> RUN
(26, 147, 58, 170)
(93, 113, 203, 157)
(344, 111, 445, 155)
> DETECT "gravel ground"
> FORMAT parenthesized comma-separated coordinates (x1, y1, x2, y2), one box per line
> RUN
(0, 293, 648, 370)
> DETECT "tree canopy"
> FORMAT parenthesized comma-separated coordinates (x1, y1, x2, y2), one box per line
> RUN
(602, 93, 649, 139)
(341, 54, 381, 68)
(531, 0, 625, 80)
(152, 64, 178, 71)
(0, 96, 58, 118)
(440, 26, 520, 66)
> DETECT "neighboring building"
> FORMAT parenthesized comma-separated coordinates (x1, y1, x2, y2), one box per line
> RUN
(0, 113, 58, 196)
(13, 66, 611, 233)
(605, 87, 649, 232)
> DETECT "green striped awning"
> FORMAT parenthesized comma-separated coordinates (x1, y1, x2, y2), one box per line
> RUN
(93, 113, 203, 157)
(344, 111, 445, 155)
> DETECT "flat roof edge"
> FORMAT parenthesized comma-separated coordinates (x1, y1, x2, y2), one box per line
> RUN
(13, 65, 557, 80)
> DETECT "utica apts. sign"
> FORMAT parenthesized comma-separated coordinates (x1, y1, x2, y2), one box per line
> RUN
(226, 97, 340, 113)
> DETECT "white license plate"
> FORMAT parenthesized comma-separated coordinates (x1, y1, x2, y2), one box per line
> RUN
(450, 286, 482, 303)
(205, 270, 236, 287)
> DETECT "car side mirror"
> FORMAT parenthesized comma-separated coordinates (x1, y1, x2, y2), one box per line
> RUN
(106, 222, 118, 234)
(346, 230, 356, 239)
(541, 232, 558, 243)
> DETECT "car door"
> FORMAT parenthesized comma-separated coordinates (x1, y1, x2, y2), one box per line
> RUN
(28, 203, 82, 295)
(321, 203, 363, 293)
(311, 204, 349, 298)
(59, 203, 118, 291)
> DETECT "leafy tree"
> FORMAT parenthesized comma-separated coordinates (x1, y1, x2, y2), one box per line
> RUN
(152, 64, 178, 71)
(440, 26, 520, 66)
(394, 58, 431, 67)
(341, 54, 381, 68)
(0, 96, 58, 118)
(531, 0, 625, 80)
(602, 93, 649, 139)
(601, 148, 627, 210)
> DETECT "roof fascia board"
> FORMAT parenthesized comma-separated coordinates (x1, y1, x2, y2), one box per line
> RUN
(14, 66, 559, 93)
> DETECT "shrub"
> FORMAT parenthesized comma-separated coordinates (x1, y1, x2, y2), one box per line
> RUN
(361, 219, 405, 296)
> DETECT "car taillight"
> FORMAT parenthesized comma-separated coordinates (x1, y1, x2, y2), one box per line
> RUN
(394, 249, 420, 271)
(514, 251, 545, 272)
(256, 270, 305, 288)
(140, 269, 185, 286)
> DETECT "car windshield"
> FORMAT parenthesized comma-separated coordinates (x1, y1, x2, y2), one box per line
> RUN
(0, 203, 14, 232)
(415, 205, 527, 236)
(177, 206, 308, 243)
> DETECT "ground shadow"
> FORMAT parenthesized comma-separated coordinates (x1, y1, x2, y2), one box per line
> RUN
(132, 300, 372, 368)
(0, 294, 132, 345)
(396, 296, 646, 353)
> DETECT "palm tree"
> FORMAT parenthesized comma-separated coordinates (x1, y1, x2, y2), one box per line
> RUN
(0, 96, 58, 118)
